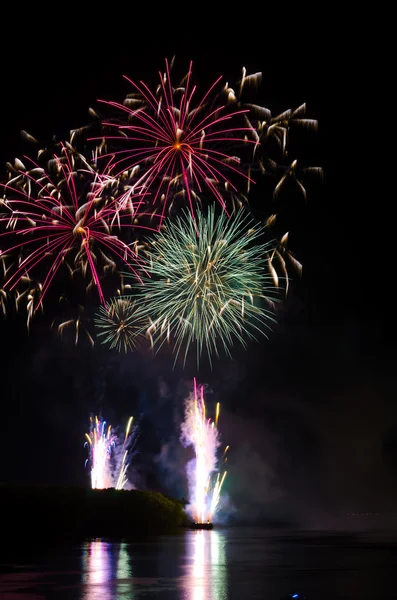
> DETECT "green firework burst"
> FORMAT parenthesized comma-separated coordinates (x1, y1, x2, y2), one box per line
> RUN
(95, 298, 145, 353)
(130, 206, 280, 366)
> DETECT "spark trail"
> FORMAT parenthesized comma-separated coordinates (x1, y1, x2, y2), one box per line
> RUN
(84, 415, 137, 490)
(180, 379, 228, 524)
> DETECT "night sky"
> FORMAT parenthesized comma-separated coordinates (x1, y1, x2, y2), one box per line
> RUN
(0, 19, 390, 528)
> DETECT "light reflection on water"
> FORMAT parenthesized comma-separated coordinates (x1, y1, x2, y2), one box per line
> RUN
(80, 531, 226, 599)
(183, 530, 227, 600)
(0, 529, 396, 599)
(82, 539, 134, 599)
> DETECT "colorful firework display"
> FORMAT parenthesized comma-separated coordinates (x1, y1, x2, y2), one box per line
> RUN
(0, 58, 320, 350)
(85, 415, 137, 490)
(1, 58, 321, 523)
(180, 379, 228, 524)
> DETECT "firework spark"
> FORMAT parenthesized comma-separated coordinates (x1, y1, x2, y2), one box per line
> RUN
(53, 301, 95, 347)
(85, 414, 138, 490)
(180, 379, 228, 524)
(130, 205, 279, 366)
(0, 143, 149, 311)
(96, 58, 259, 225)
(253, 101, 323, 200)
(94, 297, 146, 352)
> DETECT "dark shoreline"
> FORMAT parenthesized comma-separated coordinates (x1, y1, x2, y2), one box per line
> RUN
(1, 484, 189, 541)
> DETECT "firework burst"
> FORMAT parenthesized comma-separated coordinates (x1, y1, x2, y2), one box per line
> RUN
(85, 415, 138, 490)
(0, 143, 148, 313)
(94, 297, 146, 352)
(129, 205, 279, 366)
(96, 58, 259, 225)
(180, 379, 228, 524)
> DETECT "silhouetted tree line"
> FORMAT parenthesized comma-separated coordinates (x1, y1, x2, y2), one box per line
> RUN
(1, 484, 189, 540)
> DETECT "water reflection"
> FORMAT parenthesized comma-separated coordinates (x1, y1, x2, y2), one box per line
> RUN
(210, 531, 227, 600)
(81, 540, 134, 599)
(0, 530, 395, 599)
(116, 542, 134, 597)
(183, 530, 227, 600)
(116, 542, 131, 580)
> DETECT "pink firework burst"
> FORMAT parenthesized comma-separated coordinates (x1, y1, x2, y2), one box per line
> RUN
(0, 144, 152, 308)
(96, 58, 258, 226)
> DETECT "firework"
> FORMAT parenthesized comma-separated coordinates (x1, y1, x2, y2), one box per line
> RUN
(0, 143, 149, 312)
(0, 288, 7, 317)
(130, 205, 279, 366)
(94, 297, 146, 352)
(252, 100, 323, 197)
(52, 301, 95, 347)
(180, 379, 228, 524)
(96, 58, 259, 225)
(84, 415, 138, 490)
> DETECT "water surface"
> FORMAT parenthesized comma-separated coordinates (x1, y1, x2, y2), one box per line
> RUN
(0, 528, 395, 599)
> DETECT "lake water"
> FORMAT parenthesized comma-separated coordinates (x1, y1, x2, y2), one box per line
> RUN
(0, 528, 395, 599)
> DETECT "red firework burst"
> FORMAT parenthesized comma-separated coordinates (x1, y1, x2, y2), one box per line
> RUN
(0, 144, 153, 307)
(95, 58, 258, 226)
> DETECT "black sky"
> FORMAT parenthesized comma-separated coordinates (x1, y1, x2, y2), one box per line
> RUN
(0, 17, 390, 527)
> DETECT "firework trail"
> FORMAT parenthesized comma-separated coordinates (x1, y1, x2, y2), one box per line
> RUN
(85, 415, 137, 490)
(96, 58, 259, 226)
(52, 300, 95, 347)
(129, 205, 280, 367)
(180, 380, 228, 524)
